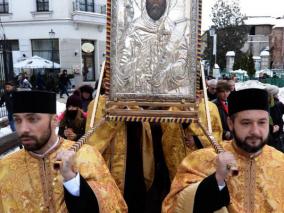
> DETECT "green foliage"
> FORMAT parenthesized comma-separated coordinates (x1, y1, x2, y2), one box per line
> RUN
(211, 0, 244, 28)
(233, 52, 255, 78)
(247, 53, 256, 78)
(233, 51, 248, 71)
(203, 0, 248, 70)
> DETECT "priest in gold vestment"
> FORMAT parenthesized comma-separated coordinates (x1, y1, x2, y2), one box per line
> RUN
(86, 95, 171, 213)
(161, 94, 223, 181)
(162, 88, 284, 213)
(0, 91, 127, 213)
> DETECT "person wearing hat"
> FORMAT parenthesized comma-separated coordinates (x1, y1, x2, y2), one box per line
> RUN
(58, 94, 86, 141)
(206, 79, 217, 101)
(213, 80, 232, 140)
(0, 91, 127, 212)
(79, 84, 94, 112)
(162, 88, 284, 212)
(0, 81, 16, 131)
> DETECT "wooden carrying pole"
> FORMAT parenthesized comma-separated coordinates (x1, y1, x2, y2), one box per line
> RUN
(90, 61, 106, 128)
(53, 62, 106, 169)
(200, 63, 212, 133)
(53, 119, 105, 170)
(199, 63, 238, 176)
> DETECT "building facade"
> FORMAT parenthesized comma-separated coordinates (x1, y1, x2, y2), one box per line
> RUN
(270, 20, 284, 69)
(242, 16, 274, 70)
(0, 0, 106, 86)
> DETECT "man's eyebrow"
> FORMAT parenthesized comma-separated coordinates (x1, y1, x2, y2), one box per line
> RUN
(240, 118, 268, 122)
(258, 118, 268, 121)
(25, 113, 36, 116)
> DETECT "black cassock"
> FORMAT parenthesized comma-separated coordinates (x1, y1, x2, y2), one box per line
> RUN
(193, 173, 230, 213)
(64, 175, 99, 213)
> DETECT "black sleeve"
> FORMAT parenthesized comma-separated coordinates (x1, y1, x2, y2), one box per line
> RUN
(193, 173, 230, 213)
(58, 125, 65, 138)
(64, 175, 99, 213)
(269, 124, 274, 134)
(74, 118, 86, 140)
(279, 102, 284, 114)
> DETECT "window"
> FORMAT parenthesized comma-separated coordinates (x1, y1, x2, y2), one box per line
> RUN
(0, 40, 19, 51)
(31, 39, 59, 64)
(250, 26, 256, 35)
(79, 0, 95, 12)
(36, 0, 49, 12)
(0, 0, 8, 13)
(82, 40, 96, 81)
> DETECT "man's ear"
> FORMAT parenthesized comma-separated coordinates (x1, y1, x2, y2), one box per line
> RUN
(227, 116, 233, 131)
(51, 114, 58, 127)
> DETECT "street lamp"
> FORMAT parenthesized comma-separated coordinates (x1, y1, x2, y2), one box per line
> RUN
(209, 26, 220, 78)
(2, 33, 8, 82)
(209, 26, 217, 66)
(49, 29, 55, 72)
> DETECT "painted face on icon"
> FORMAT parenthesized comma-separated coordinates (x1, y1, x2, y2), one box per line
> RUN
(146, 0, 167, 21)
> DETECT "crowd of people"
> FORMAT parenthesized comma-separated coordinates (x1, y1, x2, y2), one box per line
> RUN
(1, 71, 284, 212)
(205, 76, 284, 153)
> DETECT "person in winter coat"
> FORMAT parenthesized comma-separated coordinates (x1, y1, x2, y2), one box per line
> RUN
(79, 85, 94, 112)
(212, 80, 232, 140)
(58, 94, 86, 141)
(0, 81, 16, 131)
(59, 70, 71, 98)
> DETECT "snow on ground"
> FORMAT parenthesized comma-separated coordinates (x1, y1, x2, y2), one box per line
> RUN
(57, 101, 66, 116)
(0, 126, 12, 138)
(278, 88, 284, 103)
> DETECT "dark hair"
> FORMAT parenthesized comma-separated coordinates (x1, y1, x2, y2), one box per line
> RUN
(66, 94, 82, 109)
(5, 81, 14, 86)
(73, 89, 81, 97)
(216, 80, 230, 93)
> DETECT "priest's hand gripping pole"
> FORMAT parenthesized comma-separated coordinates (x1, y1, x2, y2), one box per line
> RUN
(199, 63, 238, 176)
(53, 119, 105, 170)
(53, 61, 106, 170)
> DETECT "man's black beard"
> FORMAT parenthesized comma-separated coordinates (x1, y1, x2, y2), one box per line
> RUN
(233, 130, 267, 153)
(146, 0, 167, 21)
(21, 121, 52, 151)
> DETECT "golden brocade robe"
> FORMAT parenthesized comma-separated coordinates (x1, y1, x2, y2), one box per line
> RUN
(162, 142, 284, 213)
(85, 95, 155, 193)
(0, 139, 127, 213)
(161, 99, 223, 180)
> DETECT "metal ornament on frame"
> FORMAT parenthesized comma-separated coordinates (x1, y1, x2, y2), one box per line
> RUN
(104, 0, 203, 123)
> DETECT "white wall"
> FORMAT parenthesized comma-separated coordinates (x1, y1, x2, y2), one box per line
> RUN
(1, 0, 107, 85)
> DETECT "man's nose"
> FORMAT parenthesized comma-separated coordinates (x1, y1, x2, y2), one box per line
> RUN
(249, 123, 261, 135)
(17, 121, 30, 134)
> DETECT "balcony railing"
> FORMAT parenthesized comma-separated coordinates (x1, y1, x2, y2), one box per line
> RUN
(73, 0, 106, 14)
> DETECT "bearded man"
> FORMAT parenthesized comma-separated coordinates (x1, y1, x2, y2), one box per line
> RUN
(0, 91, 127, 213)
(162, 88, 284, 213)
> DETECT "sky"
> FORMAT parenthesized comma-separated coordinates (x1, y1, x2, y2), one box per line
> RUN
(202, 0, 284, 31)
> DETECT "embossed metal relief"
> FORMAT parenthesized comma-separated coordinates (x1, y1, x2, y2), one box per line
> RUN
(110, 0, 199, 101)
